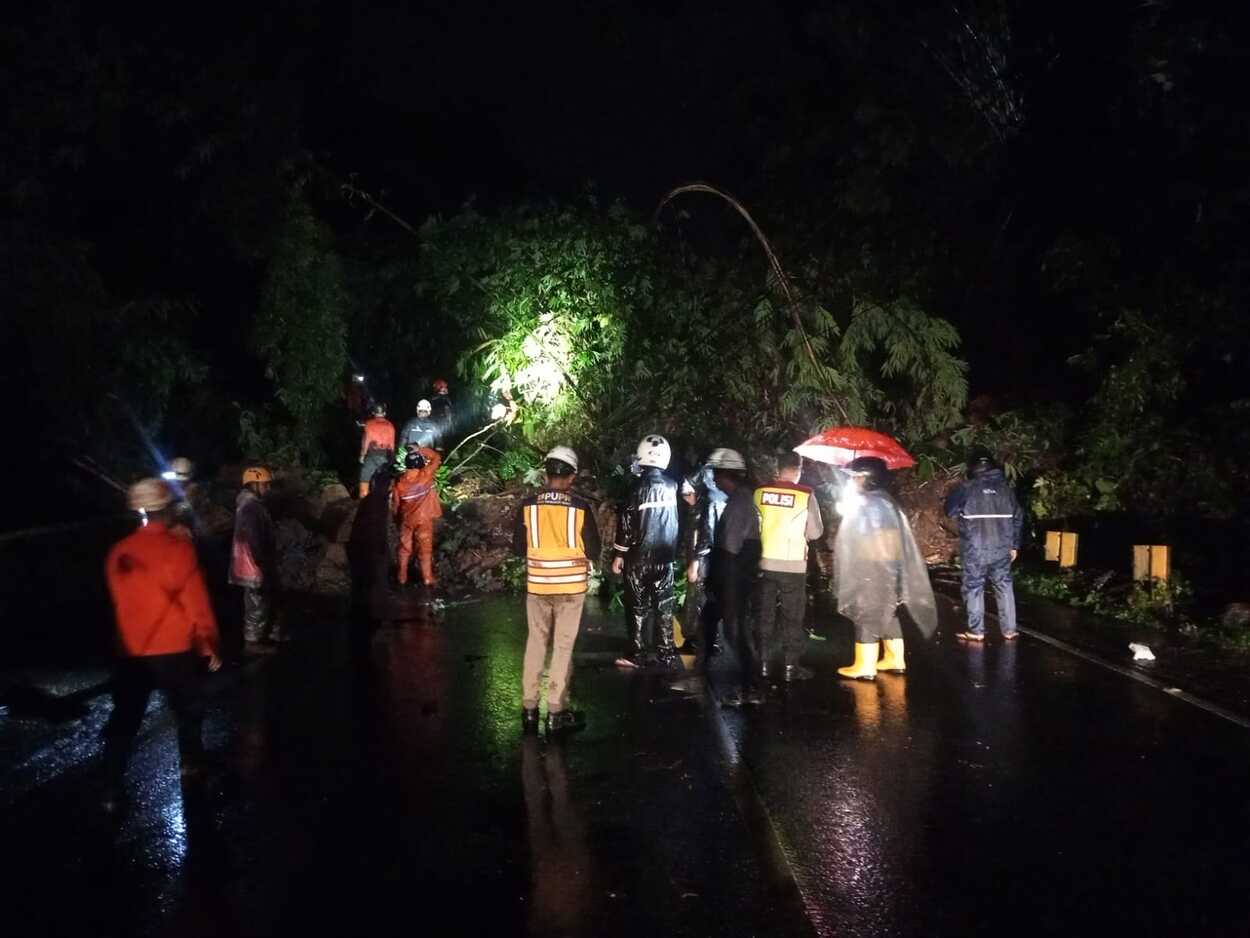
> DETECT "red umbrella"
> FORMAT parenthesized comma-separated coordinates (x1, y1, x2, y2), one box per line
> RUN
(794, 426, 915, 469)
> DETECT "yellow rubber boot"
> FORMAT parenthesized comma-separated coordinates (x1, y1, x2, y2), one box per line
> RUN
(837, 642, 879, 681)
(877, 638, 906, 673)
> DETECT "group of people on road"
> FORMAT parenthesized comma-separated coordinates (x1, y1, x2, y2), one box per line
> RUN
(99, 404, 1024, 798)
(100, 460, 284, 807)
(515, 434, 1024, 734)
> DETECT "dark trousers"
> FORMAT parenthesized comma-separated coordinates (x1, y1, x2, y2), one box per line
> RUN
(683, 555, 720, 648)
(961, 544, 1018, 635)
(713, 548, 760, 684)
(624, 559, 676, 658)
(755, 570, 807, 667)
(243, 586, 278, 642)
(102, 652, 207, 783)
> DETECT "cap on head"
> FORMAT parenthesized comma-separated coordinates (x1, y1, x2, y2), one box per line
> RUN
(544, 445, 579, 475)
(707, 448, 746, 471)
(128, 478, 173, 513)
(242, 466, 273, 485)
(416, 399, 432, 415)
(432, 378, 449, 394)
(635, 434, 671, 470)
(966, 447, 996, 474)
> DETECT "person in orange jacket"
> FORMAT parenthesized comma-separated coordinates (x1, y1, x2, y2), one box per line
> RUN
(391, 444, 443, 587)
(102, 478, 222, 808)
(359, 402, 395, 498)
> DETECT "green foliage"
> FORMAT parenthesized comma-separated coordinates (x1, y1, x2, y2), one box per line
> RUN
(1013, 566, 1194, 631)
(495, 447, 539, 482)
(252, 190, 348, 463)
(236, 404, 302, 467)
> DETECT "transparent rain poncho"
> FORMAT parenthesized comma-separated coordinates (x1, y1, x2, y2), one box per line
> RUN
(833, 483, 938, 639)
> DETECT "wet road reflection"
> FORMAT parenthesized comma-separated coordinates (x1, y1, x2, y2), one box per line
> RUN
(521, 736, 594, 935)
(6, 594, 1250, 936)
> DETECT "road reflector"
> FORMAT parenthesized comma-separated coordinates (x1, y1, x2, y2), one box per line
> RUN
(1133, 545, 1171, 584)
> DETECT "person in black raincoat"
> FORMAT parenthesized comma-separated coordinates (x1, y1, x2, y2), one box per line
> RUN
(611, 434, 681, 670)
(944, 449, 1023, 641)
(834, 457, 937, 679)
(680, 454, 730, 656)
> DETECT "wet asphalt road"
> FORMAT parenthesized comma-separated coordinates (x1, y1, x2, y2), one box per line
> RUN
(4, 593, 1250, 937)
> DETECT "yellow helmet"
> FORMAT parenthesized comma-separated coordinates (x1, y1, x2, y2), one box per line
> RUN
(242, 466, 273, 485)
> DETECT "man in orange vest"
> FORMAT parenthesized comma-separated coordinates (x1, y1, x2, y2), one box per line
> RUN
(359, 402, 395, 498)
(754, 451, 824, 683)
(102, 478, 222, 808)
(513, 446, 601, 734)
(391, 444, 443, 587)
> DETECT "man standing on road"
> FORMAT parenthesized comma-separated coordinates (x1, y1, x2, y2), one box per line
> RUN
(102, 478, 222, 808)
(514, 446, 601, 735)
(230, 466, 283, 652)
(754, 451, 823, 683)
(680, 453, 730, 657)
(612, 434, 681, 670)
(944, 449, 1023, 642)
(709, 451, 763, 706)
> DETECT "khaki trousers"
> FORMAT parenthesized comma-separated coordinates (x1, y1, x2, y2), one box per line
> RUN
(522, 592, 586, 712)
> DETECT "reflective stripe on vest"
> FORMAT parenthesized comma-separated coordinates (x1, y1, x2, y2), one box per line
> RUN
(755, 484, 812, 564)
(524, 498, 589, 595)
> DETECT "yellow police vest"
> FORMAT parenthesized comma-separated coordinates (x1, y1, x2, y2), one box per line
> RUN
(522, 492, 591, 595)
(755, 483, 813, 567)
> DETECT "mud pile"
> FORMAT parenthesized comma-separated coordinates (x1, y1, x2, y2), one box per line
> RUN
(893, 471, 961, 565)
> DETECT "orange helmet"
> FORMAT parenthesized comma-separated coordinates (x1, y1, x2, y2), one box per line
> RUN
(242, 466, 273, 485)
(432, 378, 449, 394)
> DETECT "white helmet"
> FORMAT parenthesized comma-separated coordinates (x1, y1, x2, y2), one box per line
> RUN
(161, 456, 194, 482)
(544, 445, 579, 473)
(707, 448, 746, 471)
(416, 399, 432, 415)
(128, 478, 173, 513)
(635, 434, 671, 470)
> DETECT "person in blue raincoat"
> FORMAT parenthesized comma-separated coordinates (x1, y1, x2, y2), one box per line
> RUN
(944, 449, 1023, 642)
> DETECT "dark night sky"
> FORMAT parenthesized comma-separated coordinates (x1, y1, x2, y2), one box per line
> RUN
(11, 0, 1250, 398)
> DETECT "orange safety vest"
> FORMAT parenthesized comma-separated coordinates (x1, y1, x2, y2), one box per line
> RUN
(521, 490, 594, 595)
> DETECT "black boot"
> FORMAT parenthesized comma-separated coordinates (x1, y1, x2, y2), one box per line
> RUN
(522, 707, 540, 734)
(546, 710, 585, 735)
(784, 663, 814, 682)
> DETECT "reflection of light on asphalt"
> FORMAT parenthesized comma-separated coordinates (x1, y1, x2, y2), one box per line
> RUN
(811, 779, 885, 899)
(152, 786, 188, 869)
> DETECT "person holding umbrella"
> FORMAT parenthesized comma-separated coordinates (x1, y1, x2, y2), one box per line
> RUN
(794, 427, 937, 680)
(831, 456, 937, 679)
